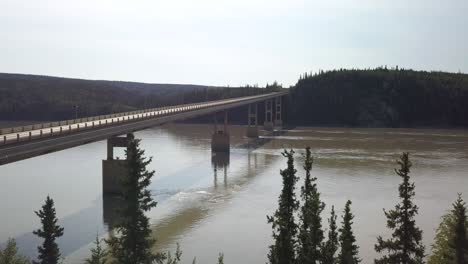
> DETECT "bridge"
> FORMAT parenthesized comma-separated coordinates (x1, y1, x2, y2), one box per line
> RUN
(0, 91, 288, 192)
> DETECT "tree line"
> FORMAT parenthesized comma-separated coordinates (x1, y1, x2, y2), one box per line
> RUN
(289, 68, 468, 128)
(266, 149, 467, 264)
(1, 142, 467, 263)
(0, 73, 269, 122)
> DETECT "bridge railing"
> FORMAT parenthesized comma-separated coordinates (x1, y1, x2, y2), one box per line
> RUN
(1, 91, 287, 146)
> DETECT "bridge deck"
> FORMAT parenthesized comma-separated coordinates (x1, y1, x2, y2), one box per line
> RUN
(0, 91, 287, 165)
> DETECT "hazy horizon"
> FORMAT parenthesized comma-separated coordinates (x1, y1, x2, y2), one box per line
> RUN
(1, 0, 467, 87)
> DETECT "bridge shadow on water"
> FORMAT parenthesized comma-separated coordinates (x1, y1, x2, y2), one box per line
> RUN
(8, 125, 293, 260)
(148, 126, 294, 252)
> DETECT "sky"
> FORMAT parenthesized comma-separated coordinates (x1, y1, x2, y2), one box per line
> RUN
(1, 0, 467, 87)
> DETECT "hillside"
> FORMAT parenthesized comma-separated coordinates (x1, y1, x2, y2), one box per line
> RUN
(289, 68, 468, 128)
(0, 73, 262, 121)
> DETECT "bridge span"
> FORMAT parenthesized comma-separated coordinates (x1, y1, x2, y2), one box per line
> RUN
(0, 91, 288, 167)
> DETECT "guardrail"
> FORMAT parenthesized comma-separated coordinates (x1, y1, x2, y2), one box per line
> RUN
(1, 92, 287, 146)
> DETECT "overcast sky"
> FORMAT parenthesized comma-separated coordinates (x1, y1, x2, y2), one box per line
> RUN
(1, 0, 467, 86)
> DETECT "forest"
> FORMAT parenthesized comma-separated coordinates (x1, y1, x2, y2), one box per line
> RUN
(1, 69, 468, 128)
(0, 73, 268, 121)
(288, 68, 468, 128)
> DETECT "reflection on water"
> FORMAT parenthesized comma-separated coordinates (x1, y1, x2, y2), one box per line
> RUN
(1, 124, 468, 263)
(102, 195, 123, 231)
(212, 152, 229, 188)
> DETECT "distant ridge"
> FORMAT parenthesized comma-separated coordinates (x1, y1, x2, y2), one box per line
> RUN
(0, 72, 234, 121)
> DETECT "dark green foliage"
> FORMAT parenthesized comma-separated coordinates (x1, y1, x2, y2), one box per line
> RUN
(0, 73, 268, 121)
(0, 238, 30, 264)
(106, 134, 159, 264)
(217, 253, 224, 264)
(33, 196, 64, 264)
(297, 147, 325, 263)
(290, 68, 468, 127)
(374, 152, 425, 264)
(338, 200, 360, 264)
(267, 149, 299, 264)
(85, 234, 107, 264)
(322, 206, 339, 264)
(450, 194, 468, 264)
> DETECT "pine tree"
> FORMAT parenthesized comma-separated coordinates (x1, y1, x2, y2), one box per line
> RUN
(33, 195, 64, 264)
(267, 149, 299, 264)
(450, 193, 468, 264)
(338, 200, 360, 264)
(322, 206, 339, 264)
(297, 147, 325, 263)
(0, 238, 30, 264)
(106, 134, 159, 264)
(374, 152, 425, 264)
(85, 234, 107, 264)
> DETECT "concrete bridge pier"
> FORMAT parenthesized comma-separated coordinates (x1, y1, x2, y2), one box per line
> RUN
(264, 100, 274, 131)
(211, 111, 230, 153)
(246, 103, 259, 138)
(274, 96, 283, 128)
(102, 134, 131, 195)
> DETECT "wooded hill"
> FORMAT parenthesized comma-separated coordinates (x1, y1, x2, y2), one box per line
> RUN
(2, 69, 467, 128)
(288, 68, 468, 128)
(0, 73, 266, 121)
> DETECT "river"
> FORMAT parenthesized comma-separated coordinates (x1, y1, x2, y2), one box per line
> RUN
(1, 124, 467, 263)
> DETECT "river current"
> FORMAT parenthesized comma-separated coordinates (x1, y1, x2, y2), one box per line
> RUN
(1, 124, 467, 263)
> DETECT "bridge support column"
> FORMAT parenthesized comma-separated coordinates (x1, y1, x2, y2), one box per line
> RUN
(102, 134, 132, 195)
(274, 96, 283, 128)
(211, 111, 230, 153)
(246, 104, 259, 138)
(264, 100, 274, 131)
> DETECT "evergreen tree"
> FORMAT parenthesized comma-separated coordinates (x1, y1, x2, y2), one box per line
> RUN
(428, 212, 456, 264)
(297, 147, 325, 263)
(33, 196, 64, 264)
(156, 244, 182, 264)
(450, 193, 468, 264)
(0, 238, 30, 264)
(429, 194, 468, 264)
(106, 134, 159, 264)
(267, 149, 299, 264)
(322, 206, 339, 264)
(374, 152, 425, 264)
(338, 200, 360, 264)
(85, 234, 107, 264)
(217, 253, 224, 264)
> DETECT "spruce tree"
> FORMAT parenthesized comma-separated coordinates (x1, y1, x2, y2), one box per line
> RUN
(106, 134, 159, 264)
(322, 206, 339, 264)
(33, 195, 64, 264)
(374, 152, 425, 264)
(338, 200, 360, 264)
(450, 193, 467, 264)
(157, 244, 182, 264)
(0, 238, 30, 264)
(267, 149, 299, 264)
(428, 212, 456, 263)
(297, 147, 325, 263)
(218, 253, 224, 264)
(428, 194, 468, 264)
(85, 234, 107, 264)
